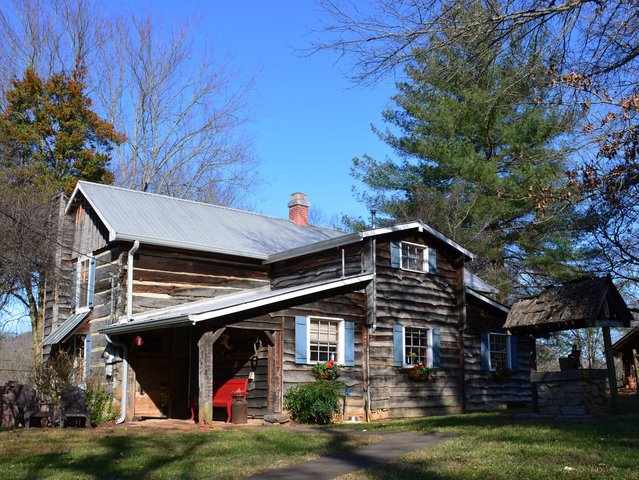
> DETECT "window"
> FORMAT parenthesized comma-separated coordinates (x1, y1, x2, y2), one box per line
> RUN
(72, 255, 96, 312)
(403, 327, 433, 367)
(295, 316, 355, 366)
(393, 324, 441, 368)
(489, 333, 508, 370)
(401, 242, 427, 272)
(309, 317, 343, 363)
(390, 241, 437, 274)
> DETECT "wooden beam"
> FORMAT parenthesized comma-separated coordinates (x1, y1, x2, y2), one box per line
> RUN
(602, 326, 619, 414)
(197, 330, 214, 424)
(594, 319, 626, 328)
(262, 330, 276, 346)
(210, 327, 226, 345)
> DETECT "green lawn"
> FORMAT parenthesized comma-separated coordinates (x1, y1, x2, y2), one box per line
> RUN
(339, 396, 639, 480)
(0, 427, 377, 480)
(2, 396, 638, 480)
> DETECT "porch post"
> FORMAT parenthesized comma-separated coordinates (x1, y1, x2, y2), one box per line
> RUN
(602, 326, 619, 414)
(198, 330, 214, 424)
(530, 335, 539, 413)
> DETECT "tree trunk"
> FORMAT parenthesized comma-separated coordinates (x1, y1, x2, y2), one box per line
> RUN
(25, 282, 43, 363)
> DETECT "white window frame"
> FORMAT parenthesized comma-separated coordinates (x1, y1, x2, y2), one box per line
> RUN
(306, 316, 345, 364)
(399, 241, 430, 273)
(74, 254, 93, 313)
(402, 326, 433, 368)
(488, 333, 511, 371)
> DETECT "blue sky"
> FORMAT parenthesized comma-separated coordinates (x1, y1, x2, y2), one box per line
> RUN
(143, 1, 398, 225)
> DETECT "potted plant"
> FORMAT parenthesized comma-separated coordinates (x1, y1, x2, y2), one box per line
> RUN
(407, 362, 437, 381)
(492, 367, 512, 383)
(312, 359, 341, 380)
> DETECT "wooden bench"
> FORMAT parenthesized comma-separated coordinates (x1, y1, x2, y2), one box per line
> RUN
(212, 378, 248, 423)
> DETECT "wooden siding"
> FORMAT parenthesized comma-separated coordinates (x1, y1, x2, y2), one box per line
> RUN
(464, 296, 531, 411)
(72, 200, 110, 256)
(368, 234, 465, 418)
(270, 244, 363, 289)
(130, 247, 269, 313)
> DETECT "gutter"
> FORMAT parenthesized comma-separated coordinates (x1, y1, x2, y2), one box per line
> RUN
(127, 240, 140, 321)
(105, 334, 129, 424)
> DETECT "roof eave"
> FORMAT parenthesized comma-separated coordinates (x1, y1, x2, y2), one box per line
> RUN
(467, 288, 510, 314)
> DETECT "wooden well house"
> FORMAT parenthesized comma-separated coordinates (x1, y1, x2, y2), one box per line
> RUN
(42, 181, 534, 423)
(505, 276, 634, 415)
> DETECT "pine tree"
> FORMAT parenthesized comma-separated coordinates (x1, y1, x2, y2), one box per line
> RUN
(352, 24, 582, 297)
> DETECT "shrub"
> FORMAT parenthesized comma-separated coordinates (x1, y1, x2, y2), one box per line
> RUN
(284, 380, 344, 424)
(85, 375, 117, 426)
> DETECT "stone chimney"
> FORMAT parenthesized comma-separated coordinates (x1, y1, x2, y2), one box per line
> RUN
(288, 192, 309, 226)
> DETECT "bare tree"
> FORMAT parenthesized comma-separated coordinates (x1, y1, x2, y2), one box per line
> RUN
(97, 15, 258, 205)
(0, 0, 258, 206)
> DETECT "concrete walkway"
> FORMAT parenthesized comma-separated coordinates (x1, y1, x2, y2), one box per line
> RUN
(246, 430, 452, 480)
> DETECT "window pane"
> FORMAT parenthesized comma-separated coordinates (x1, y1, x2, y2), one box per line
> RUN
(489, 334, 508, 369)
(404, 327, 429, 365)
(309, 319, 339, 362)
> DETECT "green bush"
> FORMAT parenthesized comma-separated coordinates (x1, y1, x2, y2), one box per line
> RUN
(85, 376, 117, 426)
(283, 380, 344, 424)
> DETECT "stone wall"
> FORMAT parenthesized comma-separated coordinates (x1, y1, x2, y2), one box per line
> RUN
(531, 370, 608, 416)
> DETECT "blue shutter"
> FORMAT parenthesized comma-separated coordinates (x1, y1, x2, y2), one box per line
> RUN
(481, 333, 490, 370)
(295, 316, 308, 364)
(432, 328, 441, 367)
(508, 336, 519, 370)
(393, 323, 404, 366)
(390, 241, 400, 268)
(71, 262, 78, 312)
(344, 321, 355, 366)
(84, 334, 93, 380)
(428, 248, 437, 274)
(87, 257, 96, 308)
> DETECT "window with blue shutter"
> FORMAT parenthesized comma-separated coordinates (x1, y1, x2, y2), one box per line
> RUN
(394, 324, 439, 368)
(482, 332, 513, 371)
(296, 316, 354, 366)
(391, 241, 437, 274)
(87, 257, 96, 308)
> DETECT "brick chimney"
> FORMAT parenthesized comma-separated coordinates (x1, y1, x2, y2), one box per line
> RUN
(288, 192, 309, 226)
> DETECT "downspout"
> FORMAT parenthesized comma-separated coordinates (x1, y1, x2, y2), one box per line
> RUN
(459, 258, 467, 413)
(127, 240, 140, 321)
(105, 334, 129, 424)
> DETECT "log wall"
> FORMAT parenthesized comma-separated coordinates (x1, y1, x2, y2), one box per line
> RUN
(270, 244, 363, 289)
(130, 247, 269, 313)
(368, 234, 465, 419)
(464, 297, 531, 411)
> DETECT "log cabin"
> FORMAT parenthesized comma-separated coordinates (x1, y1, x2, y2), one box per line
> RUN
(42, 181, 531, 422)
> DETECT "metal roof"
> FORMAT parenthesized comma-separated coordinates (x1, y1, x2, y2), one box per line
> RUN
(67, 182, 345, 259)
(99, 273, 374, 335)
(41, 310, 90, 346)
(464, 268, 499, 294)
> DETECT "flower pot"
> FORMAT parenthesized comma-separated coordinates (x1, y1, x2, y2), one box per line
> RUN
(407, 369, 429, 381)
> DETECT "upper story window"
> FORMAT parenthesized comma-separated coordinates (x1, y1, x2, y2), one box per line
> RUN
(390, 241, 437, 274)
(72, 255, 96, 313)
(401, 242, 428, 272)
